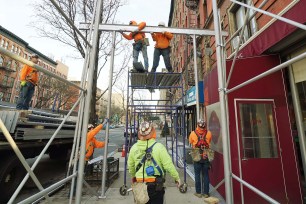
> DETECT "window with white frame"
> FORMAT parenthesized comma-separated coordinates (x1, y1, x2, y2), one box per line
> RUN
(4, 41, 8, 49)
(0, 56, 3, 66)
(238, 102, 278, 159)
(11, 44, 15, 52)
(0, 39, 4, 47)
(230, 0, 258, 49)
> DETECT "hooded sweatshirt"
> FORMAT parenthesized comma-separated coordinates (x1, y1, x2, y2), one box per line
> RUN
(128, 138, 179, 183)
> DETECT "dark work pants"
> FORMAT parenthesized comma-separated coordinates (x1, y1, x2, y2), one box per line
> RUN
(16, 81, 35, 110)
(151, 47, 172, 72)
(146, 184, 165, 204)
(194, 161, 210, 195)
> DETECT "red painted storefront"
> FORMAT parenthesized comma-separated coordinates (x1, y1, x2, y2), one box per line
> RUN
(204, 0, 306, 203)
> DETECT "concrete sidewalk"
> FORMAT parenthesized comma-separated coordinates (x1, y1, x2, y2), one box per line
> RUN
(42, 134, 225, 203)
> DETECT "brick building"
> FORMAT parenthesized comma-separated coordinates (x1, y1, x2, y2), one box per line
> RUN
(169, 0, 306, 203)
(0, 26, 68, 110)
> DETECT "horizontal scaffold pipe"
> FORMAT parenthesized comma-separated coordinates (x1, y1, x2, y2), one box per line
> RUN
(0, 47, 85, 91)
(79, 23, 228, 37)
(18, 174, 77, 204)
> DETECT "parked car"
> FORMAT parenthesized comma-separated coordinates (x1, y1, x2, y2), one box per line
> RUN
(124, 125, 138, 137)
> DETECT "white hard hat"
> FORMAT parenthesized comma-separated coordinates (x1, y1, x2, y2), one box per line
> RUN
(158, 21, 165, 27)
(88, 124, 94, 129)
(31, 53, 39, 58)
(197, 119, 206, 128)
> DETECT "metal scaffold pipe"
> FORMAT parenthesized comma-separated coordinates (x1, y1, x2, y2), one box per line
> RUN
(0, 47, 85, 91)
(100, 31, 117, 198)
(49, 0, 92, 47)
(8, 94, 83, 204)
(0, 119, 51, 203)
(75, 0, 104, 202)
(192, 34, 200, 121)
(212, 0, 234, 203)
(79, 23, 228, 37)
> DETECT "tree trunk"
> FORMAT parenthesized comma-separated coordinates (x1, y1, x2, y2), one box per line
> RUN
(89, 31, 101, 125)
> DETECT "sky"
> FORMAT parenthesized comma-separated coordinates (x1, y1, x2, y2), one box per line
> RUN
(0, 0, 172, 97)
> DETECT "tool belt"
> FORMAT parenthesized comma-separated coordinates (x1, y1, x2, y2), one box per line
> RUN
(146, 176, 165, 192)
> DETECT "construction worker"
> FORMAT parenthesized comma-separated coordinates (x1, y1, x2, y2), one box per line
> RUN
(16, 53, 39, 110)
(128, 121, 181, 204)
(150, 22, 173, 73)
(85, 123, 105, 162)
(120, 21, 149, 72)
(189, 119, 212, 198)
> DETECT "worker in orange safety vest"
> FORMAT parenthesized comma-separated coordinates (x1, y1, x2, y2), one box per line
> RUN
(120, 20, 149, 72)
(85, 123, 105, 161)
(16, 53, 39, 110)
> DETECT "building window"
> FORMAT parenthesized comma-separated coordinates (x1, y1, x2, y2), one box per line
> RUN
(0, 92, 3, 101)
(0, 39, 4, 47)
(24, 53, 27, 59)
(4, 41, 8, 49)
(0, 57, 3, 66)
(11, 44, 15, 53)
(230, 0, 258, 48)
(238, 102, 278, 159)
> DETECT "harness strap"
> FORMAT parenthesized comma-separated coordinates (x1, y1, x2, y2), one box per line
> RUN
(135, 142, 163, 177)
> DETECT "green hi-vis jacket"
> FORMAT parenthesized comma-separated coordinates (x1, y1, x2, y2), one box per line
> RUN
(128, 138, 180, 182)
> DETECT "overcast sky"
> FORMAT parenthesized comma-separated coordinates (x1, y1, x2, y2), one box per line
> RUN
(0, 0, 171, 93)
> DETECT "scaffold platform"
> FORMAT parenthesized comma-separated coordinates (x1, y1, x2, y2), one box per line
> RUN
(130, 72, 182, 89)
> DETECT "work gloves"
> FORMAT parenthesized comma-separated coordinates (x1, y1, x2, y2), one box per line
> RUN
(175, 179, 182, 188)
(133, 28, 139, 33)
(20, 81, 27, 87)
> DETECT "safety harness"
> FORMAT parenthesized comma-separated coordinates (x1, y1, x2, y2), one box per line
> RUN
(135, 142, 163, 179)
(195, 130, 209, 160)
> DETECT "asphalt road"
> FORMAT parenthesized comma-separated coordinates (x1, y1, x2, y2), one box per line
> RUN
(15, 127, 126, 203)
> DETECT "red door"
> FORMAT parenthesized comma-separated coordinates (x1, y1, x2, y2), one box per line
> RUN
(235, 99, 287, 203)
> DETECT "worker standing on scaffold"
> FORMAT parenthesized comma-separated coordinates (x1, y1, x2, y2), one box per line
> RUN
(189, 119, 212, 198)
(128, 121, 182, 204)
(150, 22, 173, 73)
(120, 21, 149, 72)
(16, 53, 39, 110)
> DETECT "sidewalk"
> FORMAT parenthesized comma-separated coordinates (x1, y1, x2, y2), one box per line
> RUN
(42, 134, 225, 203)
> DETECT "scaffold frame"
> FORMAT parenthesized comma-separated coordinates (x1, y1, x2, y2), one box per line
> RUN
(0, 0, 305, 203)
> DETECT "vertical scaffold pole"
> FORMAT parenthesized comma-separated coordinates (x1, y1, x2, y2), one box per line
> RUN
(192, 35, 200, 121)
(75, 0, 103, 202)
(101, 31, 117, 198)
(212, 0, 233, 203)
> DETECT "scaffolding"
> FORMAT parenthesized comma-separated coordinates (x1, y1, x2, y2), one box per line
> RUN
(0, 0, 305, 203)
(119, 71, 189, 195)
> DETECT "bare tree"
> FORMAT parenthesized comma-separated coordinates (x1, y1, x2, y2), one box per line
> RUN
(32, 0, 128, 122)
(34, 75, 78, 110)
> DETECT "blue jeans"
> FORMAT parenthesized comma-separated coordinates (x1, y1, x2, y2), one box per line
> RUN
(133, 44, 149, 70)
(16, 81, 35, 110)
(194, 161, 210, 195)
(151, 47, 172, 72)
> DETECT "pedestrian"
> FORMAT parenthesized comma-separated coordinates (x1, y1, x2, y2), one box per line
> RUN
(120, 20, 149, 72)
(150, 22, 173, 73)
(128, 121, 181, 204)
(16, 53, 39, 110)
(189, 119, 212, 198)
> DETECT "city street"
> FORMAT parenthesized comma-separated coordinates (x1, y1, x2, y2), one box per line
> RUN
(15, 127, 125, 202)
